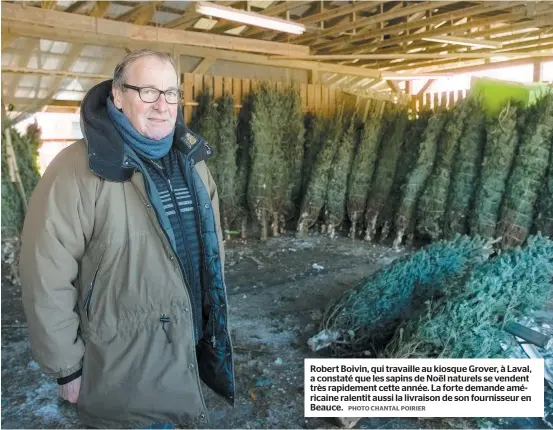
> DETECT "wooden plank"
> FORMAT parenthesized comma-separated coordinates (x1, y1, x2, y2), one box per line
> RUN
(191, 74, 201, 100)
(223, 76, 233, 95)
(329, 86, 336, 116)
(203, 74, 213, 91)
(314, 84, 322, 115)
(424, 93, 431, 110)
(250, 79, 259, 93)
(307, 84, 315, 112)
(448, 91, 455, 107)
(241, 79, 251, 100)
(300, 84, 308, 112)
(184, 73, 194, 125)
(457, 89, 464, 102)
(322, 86, 329, 117)
(233, 77, 242, 107)
(2, 2, 310, 57)
(433, 93, 439, 110)
(440, 92, 447, 108)
(213, 76, 223, 99)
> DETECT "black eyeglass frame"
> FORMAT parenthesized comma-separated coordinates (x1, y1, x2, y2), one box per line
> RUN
(123, 84, 183, 104)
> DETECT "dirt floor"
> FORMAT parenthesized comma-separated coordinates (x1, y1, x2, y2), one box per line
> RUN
(2, 233, 552, 429)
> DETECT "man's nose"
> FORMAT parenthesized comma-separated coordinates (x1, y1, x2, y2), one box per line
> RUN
(153, 94, 169, 111)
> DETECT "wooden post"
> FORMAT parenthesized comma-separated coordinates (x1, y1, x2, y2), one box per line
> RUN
(533, 59, 542, 82)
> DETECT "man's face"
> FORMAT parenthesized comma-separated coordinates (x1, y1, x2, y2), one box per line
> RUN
(113, 56, 178, 140)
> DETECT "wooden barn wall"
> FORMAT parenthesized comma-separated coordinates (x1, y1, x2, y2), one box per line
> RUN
(181, 73, 410, 124)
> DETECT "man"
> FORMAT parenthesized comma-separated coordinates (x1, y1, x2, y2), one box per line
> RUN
(19, 49, 234, 428)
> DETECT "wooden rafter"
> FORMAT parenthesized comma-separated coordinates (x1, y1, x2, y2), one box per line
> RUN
(241, 1, 313, 38)
(192, 57, 217, 74)
(64, 1, 88, 14)
(89, 1, 109, 18)
(116, 1, 161, 25)
(293, 2, 458, 45)
(2, 3, 309, 57)
(317, 2, 526, 53)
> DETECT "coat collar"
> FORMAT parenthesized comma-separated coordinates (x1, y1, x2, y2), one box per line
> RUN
(80, 79, 214, 182)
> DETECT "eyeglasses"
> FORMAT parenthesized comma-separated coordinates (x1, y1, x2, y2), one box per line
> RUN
(123, 84, 183, 104)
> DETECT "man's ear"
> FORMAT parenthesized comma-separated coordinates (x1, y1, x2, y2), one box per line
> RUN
(112, 87, 123, 109)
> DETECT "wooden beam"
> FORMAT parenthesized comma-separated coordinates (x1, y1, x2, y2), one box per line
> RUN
(387, 80, 400, 93)
(270, 52, 553, 60)
(2, 2, 310, 57)
(309, 69, 321, 85)
(192, 57, 216, 74)
(116, 1, 161, 25)
(4, 98, 82, 108)
(318, 2, 525, 53)
(299, 2, 385, 26)
(1, 33, 15, 50)
(2, 66, 111, 80)
(64, 1, 88, 14)
(89, 1, 109, 18)
(417, 79, 435, 97)
(294, 2, 457, 45)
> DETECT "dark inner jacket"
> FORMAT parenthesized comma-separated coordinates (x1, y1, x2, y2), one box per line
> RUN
(82, 80, 235, 404)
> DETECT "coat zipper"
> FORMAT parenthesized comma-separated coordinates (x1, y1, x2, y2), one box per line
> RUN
(144, 158, 200, 343)
(83, 246, 106, 320)
(181, 155, 236, 404)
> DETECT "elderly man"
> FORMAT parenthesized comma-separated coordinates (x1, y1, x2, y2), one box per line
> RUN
(19, 49, 234, 428)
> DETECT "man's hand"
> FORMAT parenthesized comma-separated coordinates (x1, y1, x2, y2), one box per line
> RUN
(60, 376, 81, 403)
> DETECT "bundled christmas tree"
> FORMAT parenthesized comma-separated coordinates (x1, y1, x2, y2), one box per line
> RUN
(470, 101, 522, 238)
(301, 113, 325, 200)
(297, 114, 343, 235)
(190, 89, 218, 177)
(280, 87, 305, 229)
(417, 103, 468, 240)
(1, 122, 41, 236)
(325, 113, 356, 238)
(235, 93, 254, 239)
(214, 93, 239, 239)
(444, 97, 487, 238)
(393, 110, 448, 247)
(346, 104, 385, 238)
(308, 235, 495, 356)
(248, 85, 280, 240)
(535, 139, 553, 237)
(364, 108, 409, 241)
(497, 93, 553, 248)
(380, 110, 431, 240)
(386, 234, 553, 359)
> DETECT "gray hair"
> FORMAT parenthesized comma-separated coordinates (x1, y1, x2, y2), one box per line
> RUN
(112, 49, 176, 90)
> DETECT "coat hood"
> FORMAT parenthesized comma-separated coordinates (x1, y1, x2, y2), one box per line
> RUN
(80, 79, 214, 182)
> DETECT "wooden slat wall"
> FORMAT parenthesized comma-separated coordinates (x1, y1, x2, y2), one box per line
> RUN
(414, 89, 470, 111)
(181, 73, 408, 124)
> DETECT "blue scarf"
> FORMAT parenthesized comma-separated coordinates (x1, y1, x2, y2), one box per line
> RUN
(106, 97, 174, 159)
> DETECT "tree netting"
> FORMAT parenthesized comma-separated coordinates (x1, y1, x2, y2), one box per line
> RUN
(308, 235, 495, 356)
(385, 234, 553, 359)
(380, 110, 431, 240)
(297, 114, 343, 234)
(346, 105, 385, 238)
(214, 93, 239, 238)
(497, 93, 553, 248)
(364, 108, 409, 241)
(393, 110, 448, 247)
(535, 139, 553, 237)
(470, 101, 522, 238)
(444, 97, 487, 238)
(1, 123, 41, 236)
(417, 102, 469, 240)
(325, 113, 356, 237)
